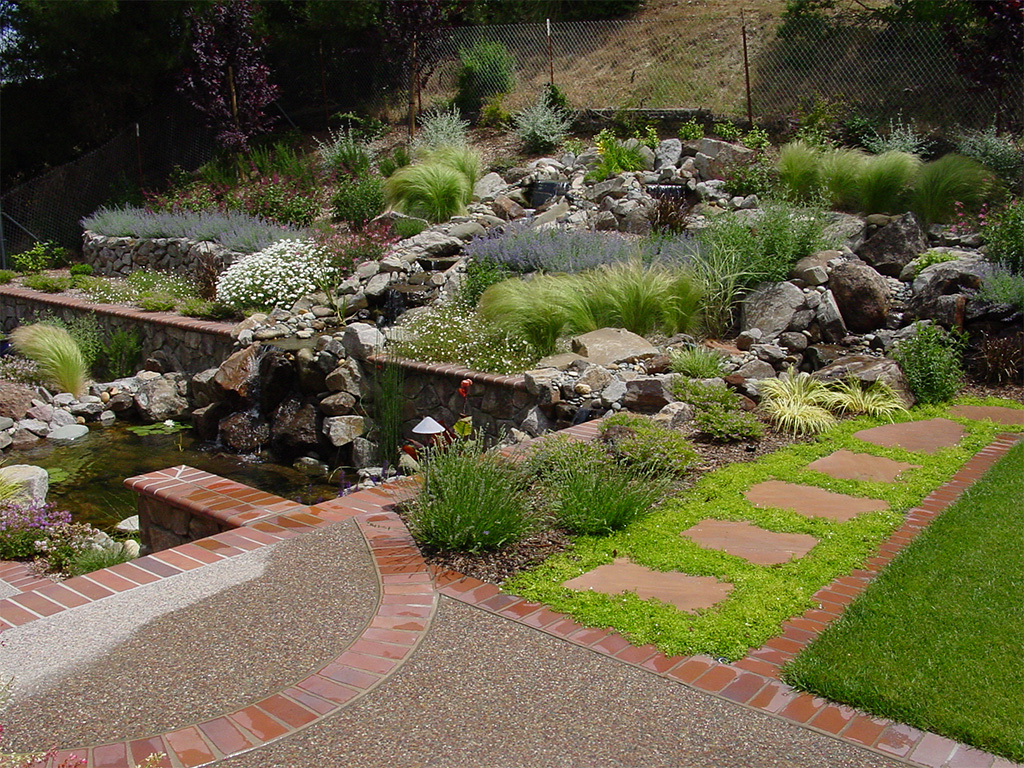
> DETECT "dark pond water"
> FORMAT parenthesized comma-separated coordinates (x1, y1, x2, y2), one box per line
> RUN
(4, 424, 342, 530)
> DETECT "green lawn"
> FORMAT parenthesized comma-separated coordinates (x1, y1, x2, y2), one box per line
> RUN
(783, 439, 1024, 762)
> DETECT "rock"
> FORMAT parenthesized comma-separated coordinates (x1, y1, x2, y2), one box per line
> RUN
(692, 138, 754, 178)
(491, 195, 526, 220)
(829, 260, 890, 332)
(214, 345, 261, 399)
(534, 201, 570, 227)
(115, 515, 140, 533)
(0, 382, 36, 421)
(521, 405, 554, 437)
(270, 398, 321, 454)
(191, 402, 229, 442)
(342, 323, 386, 359)
(778, 332, 809, 353)
(323, 415, 364, 447)
(409, 230, 464, 258)
(735, 359, 776, 379)
(638, 145, 656, 170)
(791, 250, 840, 285)
(571, 328, 660, 366)
(576, 364, 613, 393)
(523, 368, 562, 406)
(473, 172, 506, 201)
(188, 368, 221, 408)
(120, 540, 141, 558)
(325, 358, 363, 395)
(364, 272, 393, 297)
(0, 433, 11, 451)
(69, 401, 105, 418)
(652, 401, 695, 430)
(741, 282, 806, 338)
(48, 424, 90, 443)
(856, 212, 927, 277)
(736, 329, 762, 351)
(0, 465, 48, 503)
(449, 221, 486, 241)
(106, 392, 135, 413)
(219, 411, 270, 453)
(813, 355, 914, 407)
(97, 410, 116, 425)
(320, 391, 357, 415)
(134, 376, 189, 422)
(816, 290, 848, 343)
(26, 403, 54, 422)
(535, 352, 586, 370)
(0, 416, 13, 431)
(352, 437, 377, 469)
(17, 418, 49, 436)
(600, 379, 628, 408)
(654, 138, 683, 170)
(907, 255, 989, 326)
(623, 376, 675, 413)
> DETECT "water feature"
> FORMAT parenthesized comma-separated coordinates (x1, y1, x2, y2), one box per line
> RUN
(3, 424, 342, 530)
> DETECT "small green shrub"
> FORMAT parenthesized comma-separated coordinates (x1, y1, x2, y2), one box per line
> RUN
(758, 371, 837, 436)
(911, 249, 960, 276)
(332, 173, 385, 230)
(136, 294, 176, 312)
(977, 262, 1024, 310)
(721, 156, 777, 198)
(633, 124, 660, 149)
(316, 127, 374, 177)
(713, 122, 741, 141)
(892, 322, 966, 404)
(99, 329, 142, 379)
(955, 127, 1024, 189)
(479, 94, 511, 128)
(678, 119, 704, 141)
(458, 258, 512, 308)
(587, 132, 646, 181)
(513, 95, 573, 154)
(69, 263, 94, 277)
(408, 437, 534, 553)
(742, 126, 770, 151)
(419, 145, 481, 189)
(11, 323, 87, 397)
(912, 154, 994, 226)
(857, 151, 921, 215)
(384, 162, 470, 223)
(413, 105, 469, 151)
(21, 274, 70, 293)
(12, 241, 64, 273)
(670, 347, 726, 378)
(693, 406, 764, 442)
(525, 435, 614, 480)
(67, 543, 135, 577)
(377, 145, 412, 178)
(601, 412, 700, 478)
(178, 297, 236, 320)
(551, 462, 668, 535)
(392, 216, 428, 239)
(455, 41, 515, 119)
(982, 198, 1024, 274)
(671, 377, 741, 411)
(542, 83, 571, 113)
(0, 270, 14, 284)
(863, 114, 929, 155)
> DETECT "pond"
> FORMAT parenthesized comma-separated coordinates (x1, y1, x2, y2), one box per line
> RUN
(3, 424, 343, 530)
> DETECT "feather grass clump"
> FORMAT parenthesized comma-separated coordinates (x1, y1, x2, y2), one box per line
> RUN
(11, 324, 87, 397)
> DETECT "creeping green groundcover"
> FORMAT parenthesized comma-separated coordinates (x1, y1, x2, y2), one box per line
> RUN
(505, 398, 1024, 661)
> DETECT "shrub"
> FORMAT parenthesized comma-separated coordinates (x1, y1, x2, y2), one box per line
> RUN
(458, 258, 513, 308)
(82, 207, 300, 254)
(413, 105, 469, 151)
(0, 501, 72, 559)
(408, 437, 533, 553)
(648, 194, 691, 235)
(11, 241, 63, 273)
(542, 83, 571, 113)
(377, 145, 411, 178)
(911, 154, 994, 226)
(99, 329, 142, 379)
(525, 435, 614, 480)
(21, 274, 70, 293)
(982, 198, 1024, 274)
(587, 136, 646, 181)
(215, 239, 338, 311)
(513, 96, 573, 154)
(687, 235, 753, 339)
(479, 94, 511, 128)
(332, 173, 385, 230)
(126, 268, 197, 299)
(316, 127, 374, 177)
(600, 412, 699, 478)
(777, 140, 821, 202)
(67, 543, 135, 577)
(863, 115, 929, 155)
(911, 249, 960, 277)
(392, 216, 428, 239)
(670, 346, 726, 378)
(137, 294, 177, 312)
(971, 334, 1023, 384)
(384, 162, 470, 223)
(228, 174, 323, 227)
(455, 41, 515, 118)
(388, 301, 538, 374)
(817, 378, 907, 419)
(550, 462, 668, 535)
(10, 323, 87, 397)
(977, 261, 1024, 310)
(955, 127, 1024, 189)
(742, 126, 771, 151)
(892, 322, 966, 404)
(465, 224, 641, 274)
(720, 156, 777, 198)
(856, 151, 921, 215)
(671, 377, 742, 410)
(713, 122, 741, 141)
(678, 119, 704, 141)
(69, 263, 93, 277)
(39, 313, 102, 373)
(694, 407, 764, 442)
(758, 371, 837, 436)
(179, 297, 237, 320)
(419, 145, 481, 189)
(0, 270, 14, 284)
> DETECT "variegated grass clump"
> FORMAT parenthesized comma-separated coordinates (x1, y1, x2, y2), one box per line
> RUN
(10, 323, 87, 397)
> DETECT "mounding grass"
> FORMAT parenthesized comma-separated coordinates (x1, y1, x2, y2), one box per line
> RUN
(384, 162, 471, 223)
(10, 323, 88, 398)
(783, 438, 1024, 762)
(505, 402, 1022, 661)
(856, 150, 921, 215)
(911, 153, 994, 226)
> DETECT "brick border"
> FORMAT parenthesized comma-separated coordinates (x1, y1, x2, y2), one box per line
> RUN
(436, 432, 1023, 768)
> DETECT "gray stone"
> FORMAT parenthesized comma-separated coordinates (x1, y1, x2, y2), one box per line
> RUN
(114, 515, 140, 533)
(908, 255, 989, 324)
(814, 355, 914, 407)
(778, 332, 809, 353)
(352, 437, 377, 469)
(0, 465, 48, 503)
(829, 260, 890, 332)
(600, 379, 628, 408)
(791, 251, 839, 285)
(271, 398, 321, 453)
(188, 368, 221, 408)
(355, 260, 380, 280)
(98, 410, 116, 425)
(491, 195, 526, 221)
(410, 231, 464, 258)
(741, 282, 805, 338)
(17, 419, 49, 436)
(473, 172, 506, 201)
(342, 323, 386, 359)
(134, 376, 189, 422)
(576, 364, 613, 393)
(323, 415, 364, 447)
(0, 416, 13, 431)
(524, 368, 562, 406)
(816, 290, 848, 343)
(219, 411, 269, 453)
(735, 359, 776, 379)
(654, 139, 683, 170)
(571, 328, 660, 366)
(652, 401, 695, 430)
(623, 376, 675, 413)
(49, 409, 77, 428)
(751, 344, 787, 364)
(591, 176, 628, 203)
(521, 406, 554, 437)
(48, 424, 90, 443)
(856, 212, 927, 277)
(449, 221, 487, 241)
(638, 145, 656, 171)
(533, 201, 570, 227)
(364, 272, 393, 297)
(735, 330, 762, 351)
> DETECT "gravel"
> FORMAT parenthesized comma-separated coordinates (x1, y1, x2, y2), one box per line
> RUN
(221, 597, 903, 768)
(1, 520, 376, 751)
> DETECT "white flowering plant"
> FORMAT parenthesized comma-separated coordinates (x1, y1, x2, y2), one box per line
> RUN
(215, 239, 338, 311)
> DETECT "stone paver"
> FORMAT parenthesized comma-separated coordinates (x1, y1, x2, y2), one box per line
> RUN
(562, 557, 733, 612)
(854, 418, 965, 453)
(806, 450, 920, 483)
(682, 519, 819, 565)
(949, 405, 1024, 426)
(745, 480, 888, 521)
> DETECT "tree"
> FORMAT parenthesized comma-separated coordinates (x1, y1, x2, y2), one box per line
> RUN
(180, 0, 280, 153)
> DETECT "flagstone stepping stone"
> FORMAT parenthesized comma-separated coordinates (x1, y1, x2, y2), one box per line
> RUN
(562, 558, 732, 613)
(806, 449, 920, 483)
(949, 405, 1024, 426)
(853, 418, 964, 454)
(681, 519, 818, 565)
(745, 480, 887, 522)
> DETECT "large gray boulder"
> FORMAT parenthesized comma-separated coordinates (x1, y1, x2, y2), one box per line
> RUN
(907, 254, 989, 327)
(829, 260, 890, 332)
(133, 375, 189, 422)
(654, 138, 683, 170)
(815, 290, 848, 343)
(813, 354, 914, 407)
(323, 415, 364, 447)
(570, 328, 660, 366)
(342, 323, 386, 359)
(473, 172, 506, 201)
(0, 465, 48, 503)
(741, 282, 806, 338)
(855, 212, 927, 277)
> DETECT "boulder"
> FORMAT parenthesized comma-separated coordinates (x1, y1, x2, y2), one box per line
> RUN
(692, 138, 754, 179)
(342, 323, 386, 359)
(907, 255, 989, 326)
(48, 424, 90, 443)
(735, 359, 776, 380)
(521, 405, 554, 437)
(813, 354, 914, 407)
(829, 260, 890, 332)
(491, 195, 526, 221)
(214, 345, 261, 399)
(570, 328, 660, 366)
(473, 171, 506, 201)
(325, 358, 363, 395)
(270, 398, 321, 454)
(134, 376, 189, 422)
(407, 230, 463, 258)
(0, 382, 36, 421)
(623, 376, 675, 413)
(523, 368, 562, 406)
(855, 212, 927, 277)
(188, 368, 221, 408)
(652, 401, 695, 430)
(323, 415, 364, 447)
(791, 250, 840, 285)
(815, 290, 848, 343)
(0, 465, 49, 503)
(654, 138, 683, 170)
(320, 391, 357, 415)
(741, 282, 806, 338)
(219, 411, 270, 453)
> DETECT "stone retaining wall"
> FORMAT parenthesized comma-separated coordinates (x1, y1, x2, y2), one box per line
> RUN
(0, 286, 235, 374)
(82, 230, 244, 279)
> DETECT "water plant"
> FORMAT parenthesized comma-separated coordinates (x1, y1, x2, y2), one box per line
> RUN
(10, 324, 87, 397)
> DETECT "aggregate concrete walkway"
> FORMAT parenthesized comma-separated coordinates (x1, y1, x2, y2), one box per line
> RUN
(1, 412, 1022, 768)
